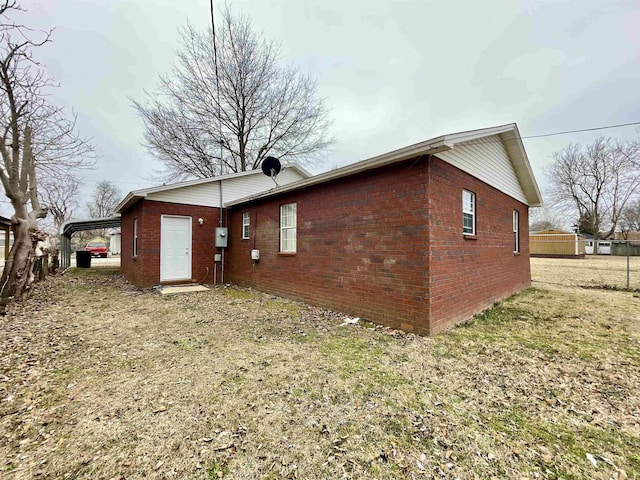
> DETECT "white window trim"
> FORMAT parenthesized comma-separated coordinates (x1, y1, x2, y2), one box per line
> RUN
(242, 211, 250, 239)
(133, 217, 138, 257)
(462, 190, 476, 235)
(280, 203, 297, 253)
(513, 210, 520, 253)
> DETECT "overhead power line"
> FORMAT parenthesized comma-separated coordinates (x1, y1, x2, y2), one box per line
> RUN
(417, 120, 640, 149)
(522, 121, 640, 139)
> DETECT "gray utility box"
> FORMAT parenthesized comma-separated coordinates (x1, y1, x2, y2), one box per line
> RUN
(215, 227, 228, 248)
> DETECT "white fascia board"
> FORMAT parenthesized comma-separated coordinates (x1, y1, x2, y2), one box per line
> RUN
(226, 139, 451, 207)
(285, 164, 312, 178)
(114, 192, 146, 214)
(498, 128, 543, 207)
(441, 123, 517, 144)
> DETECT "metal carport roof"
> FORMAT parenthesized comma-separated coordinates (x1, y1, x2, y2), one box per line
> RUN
(60, 217, 121, 270)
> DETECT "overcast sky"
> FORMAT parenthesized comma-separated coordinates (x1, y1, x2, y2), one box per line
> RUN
(8, 0, 640, 218)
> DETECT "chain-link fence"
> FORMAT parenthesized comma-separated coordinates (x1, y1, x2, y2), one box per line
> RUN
(530, 237, 640, 290)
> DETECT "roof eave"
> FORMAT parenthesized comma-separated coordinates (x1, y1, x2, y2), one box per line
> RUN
(226, 140, 451, 207)
(115, 192, 146, 214)
(498, 127, 543, 207)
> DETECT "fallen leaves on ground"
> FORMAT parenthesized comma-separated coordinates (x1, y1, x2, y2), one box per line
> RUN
(1, 260, 639, 479)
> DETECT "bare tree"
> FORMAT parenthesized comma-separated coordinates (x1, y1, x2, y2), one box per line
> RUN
(86, 180, 121, 219)
(620, 198, 640, 236)
(0, 1, 95, 310)
(546, 138, 640, 240)
(40, 172, 79, 230)
(133, 6, 332, 182)
(82, 180, 121, 241)
(529, 205, 566, 232)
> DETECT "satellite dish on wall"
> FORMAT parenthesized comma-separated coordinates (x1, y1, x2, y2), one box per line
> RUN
(261, 156, 282, 186)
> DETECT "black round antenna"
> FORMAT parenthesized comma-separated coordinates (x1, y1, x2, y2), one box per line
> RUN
(261, 156, 282, 185)
(261, 156, 281, 177)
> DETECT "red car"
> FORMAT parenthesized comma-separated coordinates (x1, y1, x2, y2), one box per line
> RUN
(85, 241, 108, 258)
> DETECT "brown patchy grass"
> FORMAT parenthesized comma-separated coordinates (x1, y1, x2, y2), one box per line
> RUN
(1, 261, 639, 479)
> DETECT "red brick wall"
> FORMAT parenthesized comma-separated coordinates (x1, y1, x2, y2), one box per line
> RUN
(120, 200, 220, 288)
(226, 156, 531, 335)
(120, 201, 144, 287)
(427, 157, 531, 334)
(226, 160, 432, 334)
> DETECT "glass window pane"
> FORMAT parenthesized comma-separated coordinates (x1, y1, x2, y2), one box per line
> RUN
(280, 203, 297, 252)
(462, 190, 475, 235)
(463, 213, 473, 234)
(242, 212, 250, 238)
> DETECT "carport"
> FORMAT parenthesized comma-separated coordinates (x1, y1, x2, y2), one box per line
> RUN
(60, 217, 121, 270)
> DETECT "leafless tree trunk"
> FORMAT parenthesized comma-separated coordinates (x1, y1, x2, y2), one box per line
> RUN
(0, 1, 95, 311)
(85, 179, 121, 238)
(86, 179, 121, 219)
(546, 138, 640, 241)
(133, 6, 332, 182)
(40, 172, 79, 230)
(620, 198, 640, 237)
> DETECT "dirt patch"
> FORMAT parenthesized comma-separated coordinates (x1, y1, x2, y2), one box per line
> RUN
(1, 265, 639, 479)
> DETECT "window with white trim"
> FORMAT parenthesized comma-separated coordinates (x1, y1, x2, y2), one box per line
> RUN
(242, 211, 250, 239)
(462, 190, 475, 235)
(280, 203, 297, 253)
(513, 210, 520, 253)
(133, 217, 138, 256)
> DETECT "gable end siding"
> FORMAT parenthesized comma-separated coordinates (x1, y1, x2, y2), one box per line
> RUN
(435, 134, 528, 204)
(146, 168, 305, 208)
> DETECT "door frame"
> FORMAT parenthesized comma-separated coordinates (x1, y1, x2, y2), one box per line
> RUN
(160, 215, 192, 282)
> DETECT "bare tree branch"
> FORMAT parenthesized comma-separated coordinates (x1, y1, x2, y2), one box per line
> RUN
(620, 198, 640, 234)
(0, 1, 97, 308)
(86, 180, 121, 219)
(546, 137, 640, 240)
(39, 170, 79, 230)
(132, 6, 332, 182)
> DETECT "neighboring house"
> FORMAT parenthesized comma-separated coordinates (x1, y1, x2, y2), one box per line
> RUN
(530, 229, 585, 258)
(117, 123, 542, 335)
(115, 166, 310, 288)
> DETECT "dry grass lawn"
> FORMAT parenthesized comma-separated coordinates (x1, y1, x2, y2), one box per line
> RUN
(531, 255, 640, 291)
(1, 259, 639, 479)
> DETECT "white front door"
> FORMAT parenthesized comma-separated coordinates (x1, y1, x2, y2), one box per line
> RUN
(160, 216, 192, 281)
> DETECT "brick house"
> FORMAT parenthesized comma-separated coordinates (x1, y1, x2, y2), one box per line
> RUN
(225, 123, 541, 335)
(117, 123, 542, 335)
(115, 167, 310, 288)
